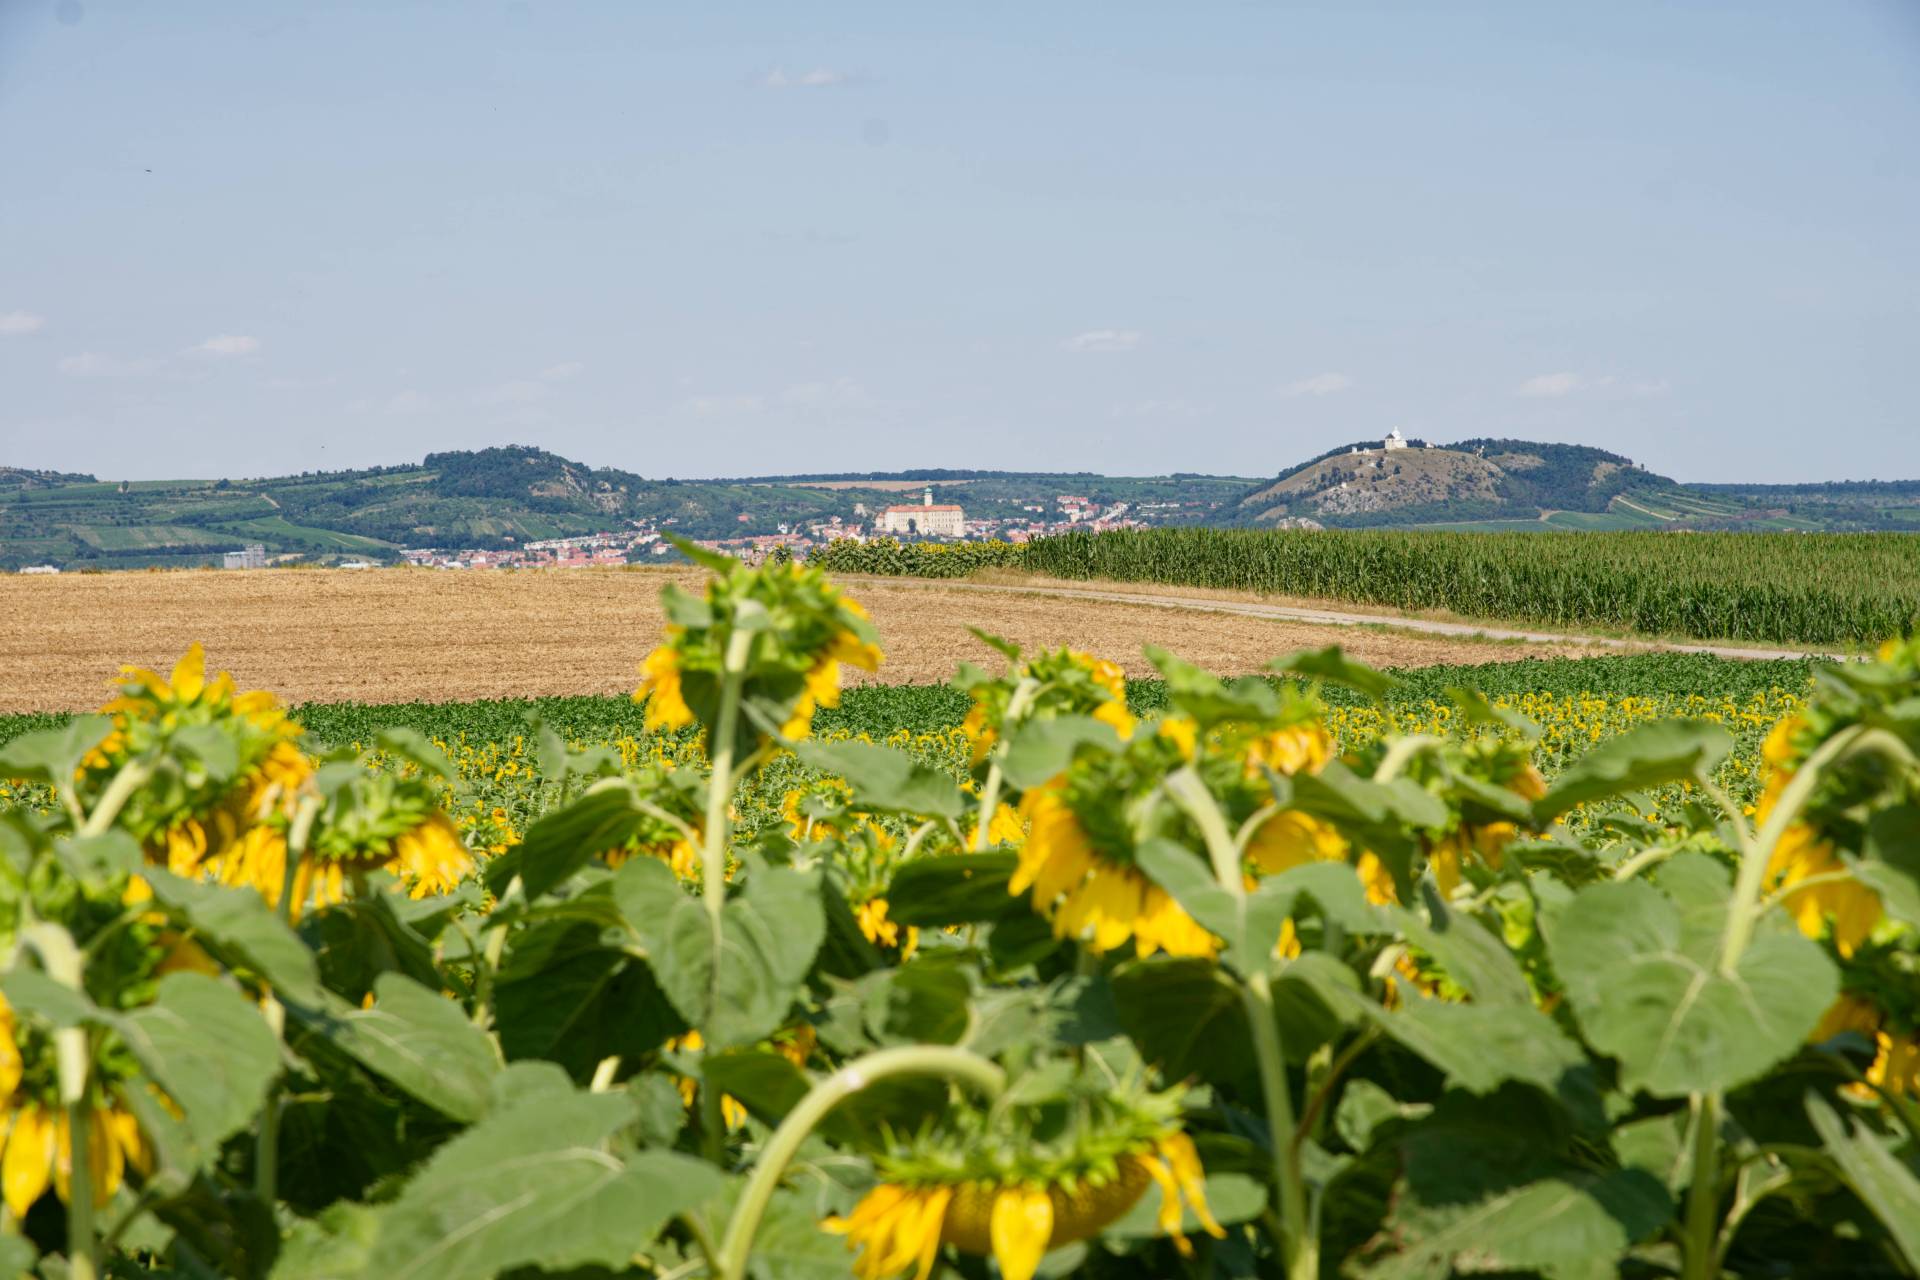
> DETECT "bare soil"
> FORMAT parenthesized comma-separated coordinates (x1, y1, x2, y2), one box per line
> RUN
(0, 567, 1587, 712)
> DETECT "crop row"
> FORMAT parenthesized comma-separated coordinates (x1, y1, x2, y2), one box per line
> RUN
(812, 530, 1920, 646)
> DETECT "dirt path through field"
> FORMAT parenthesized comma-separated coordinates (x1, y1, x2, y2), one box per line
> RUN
(0, 566, 1617, 712)
(831, 574, 1844, 663)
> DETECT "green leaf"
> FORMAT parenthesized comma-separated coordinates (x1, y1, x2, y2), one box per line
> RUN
(1546, 879, 1837, 1096)
(373, 727, 455, 780)
(1368, 1090, 1672, 1280)
(861, 961, 972, 1046)
(365, 1086, 723, 1279)
(1290, 761, 1449, 832)
(665, 532, 739, 576)
(1372, 998, 1591, 1101)
(1443, 685, 1540, 738)
(292, 973, 500, 1123)
(0, 967, 100, 1029)
(1110, 957, 1254, 1086)
(172, 722, 241, 782)
(493, 924, 681, 1076)
(0, 714, 111, 784)
(885, 853, 1021, 926)
(1390, 889, 1531, 1006)
(1806, 1094, 1920, 1272)
(999, 715, 1121, 789)
(51, 831, 143, 882)
(1858, 804, 1920, 928)
(794, 739, 967, 819)
(270, 1204, 379, 1280)
(614, 857, 825, 1049)
(141, 867, 321, 1004)
(492, 781, 653, 900)
(1534, 720, 1733, 820)
(117, 973, 279, 1148)
(1272, 645, 1402, 703)
(0, 1232, 37, 1279)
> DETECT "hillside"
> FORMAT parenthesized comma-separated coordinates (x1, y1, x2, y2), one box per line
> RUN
(0, 447, 1254, 571)
(1226, 437, 1866, 531)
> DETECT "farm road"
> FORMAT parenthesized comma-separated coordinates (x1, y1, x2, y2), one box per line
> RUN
(830, 574, 1848, 664)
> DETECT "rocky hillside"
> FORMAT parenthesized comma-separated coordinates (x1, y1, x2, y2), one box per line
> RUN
(1231, 438, 1679, 528)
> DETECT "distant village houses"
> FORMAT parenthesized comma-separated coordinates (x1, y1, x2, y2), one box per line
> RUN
(223, 543, 268, 570)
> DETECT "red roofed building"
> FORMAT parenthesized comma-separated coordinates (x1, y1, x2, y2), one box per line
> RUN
(875, 487, 965, 537)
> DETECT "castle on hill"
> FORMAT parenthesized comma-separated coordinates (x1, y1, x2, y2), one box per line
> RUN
(875, 487, 965, 537)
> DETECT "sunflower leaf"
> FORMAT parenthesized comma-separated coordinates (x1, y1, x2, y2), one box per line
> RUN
(1544, 878, 1837, 1097)
(1806, 1093, 1920, 1271)
(116, 972, 280, 1150)
(794, 739, 967, 818)
(288, 973, 501, 1123)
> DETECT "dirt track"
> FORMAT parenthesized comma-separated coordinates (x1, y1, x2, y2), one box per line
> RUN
(0, 567, 1603, 712)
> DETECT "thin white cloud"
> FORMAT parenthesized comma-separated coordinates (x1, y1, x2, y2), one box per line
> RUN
(684, 393, 766, 416)
(1515, 371, 1586, 398)
(1515, 371, 1669, 399)
(762, 67, 853, 89)
(195, 334, 261, 357)
(780, 376, 871, 409)
(473, 379, 547, 407)
(0, 311, 46, 336)
(56, 352, 163, 378)
(1063, 329, 1145, 354)
(538, 361, 586, 381)
(1280, 372, 1354, 398)
(384, 389, 436, 414)
(1112, 398, 1207, 419)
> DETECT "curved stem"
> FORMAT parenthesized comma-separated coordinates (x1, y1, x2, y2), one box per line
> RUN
(1611, 844, 1684, 882)
(1163, 769, 1312, 1280)
(714, 1047, 1006, 1280)
(78, 758, 153, 838)
(973, 678, 1039, 852)
(1371, 735, 1446, 784)
(703, 630, 755, 927)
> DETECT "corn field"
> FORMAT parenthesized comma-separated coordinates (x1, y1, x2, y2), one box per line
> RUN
(815, 531, 1920, 647)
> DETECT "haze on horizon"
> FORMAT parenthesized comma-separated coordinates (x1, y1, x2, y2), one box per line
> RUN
(2, 1, 1916, 485)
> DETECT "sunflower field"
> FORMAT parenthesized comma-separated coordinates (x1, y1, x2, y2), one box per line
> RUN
(2, 549, 1918, 1280)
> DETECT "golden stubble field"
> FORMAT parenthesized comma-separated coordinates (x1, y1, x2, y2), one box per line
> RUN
(0, 567, 1585, 712)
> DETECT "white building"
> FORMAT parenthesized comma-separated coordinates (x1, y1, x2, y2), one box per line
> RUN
(1384, 428, 1408, 451)
(224, 543, 268, 570)
(18, 565, 59, 575)
(875, 488, 965, 537)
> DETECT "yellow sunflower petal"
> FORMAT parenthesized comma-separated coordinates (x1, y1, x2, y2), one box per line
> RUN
(989, 1185, 1054, 1280)
(2, 1104, 54, 1218)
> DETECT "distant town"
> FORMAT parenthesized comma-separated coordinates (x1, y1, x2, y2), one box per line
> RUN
(394, 486, 1157, 572)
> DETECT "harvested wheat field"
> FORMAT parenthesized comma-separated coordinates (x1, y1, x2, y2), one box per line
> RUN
(0, 567, 1606, 712)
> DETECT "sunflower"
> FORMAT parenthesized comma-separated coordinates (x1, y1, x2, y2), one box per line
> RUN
(1758, 716, 1883, 957)
(667, 1026, 815, 1131)
(1812, 994, 1920, 1101)
(1246, 721, 1333, 778)
(1013, 784, 1215, 959)
(963, 648, 1134, 766)
(634, 627, 696, 731)
(783, 607, 887, 740)
(84, 644, 316, 883)
(856, 896, 920, 960)
(825, 1129, 1223, 1280)
(965, 800, 1025, 849)
(0, 996, 150, 1218)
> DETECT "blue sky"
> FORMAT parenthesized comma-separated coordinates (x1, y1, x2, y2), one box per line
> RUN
(2, 1, 1916, 482)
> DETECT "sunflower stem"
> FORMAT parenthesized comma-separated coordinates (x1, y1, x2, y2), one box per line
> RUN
(703, 630, 754, 929)
(278, 793, 322, 922)
(714, 1046, 1007, 1280)
(973, 677, 1040, 852)
(1163, 770, 1314, 1280)
(1681, 1091, 1722, 1280)
(77, 758, 152, 838)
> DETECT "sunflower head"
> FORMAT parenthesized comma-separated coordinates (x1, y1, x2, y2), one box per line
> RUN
(634, 555, 882, 750)
(825, 1061, 1225, 1280)
(58, 645, 315, 865)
